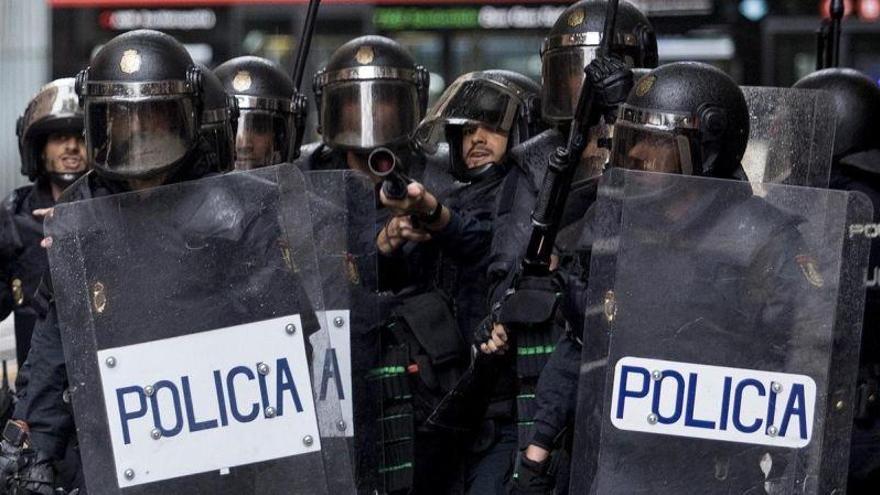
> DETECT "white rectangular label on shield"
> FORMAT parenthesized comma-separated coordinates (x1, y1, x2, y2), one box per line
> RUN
(610, 357, 816, 448)
(311, 310, 353, 438)
(98, 314, 321, 487)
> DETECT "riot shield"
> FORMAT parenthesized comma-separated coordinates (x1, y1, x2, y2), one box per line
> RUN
(741, 86, 836, 187)
(302, 169, 385, 493)
(569, 168, 871, 494)
(45, 165, 353, 494)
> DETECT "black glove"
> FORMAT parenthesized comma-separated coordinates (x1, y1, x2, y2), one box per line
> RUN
(0, 439, 21, 494)
(473, 316, 494, 348)
(0, 442, 54, 495)
(508, 452, 554, 495)
(0, 421, 56, 495)
(12, 449, 55, 495)
(584, 55, 633, 126)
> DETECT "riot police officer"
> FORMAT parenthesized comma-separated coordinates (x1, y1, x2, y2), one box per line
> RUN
(0, 29, 237, 493)
(214, 56, 302, 170)
(478, 2, 658, 490)
(488, 0, 658, 303)
(1, 78, 87, 372)
(490, 62, 755, 493)
(293, 36, 450, 494)
(379, 70, 543, 494)
(794, 68, 880, 493)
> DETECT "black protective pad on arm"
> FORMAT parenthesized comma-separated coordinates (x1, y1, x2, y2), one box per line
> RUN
(393, 291, 465, 366)
(497, 275, 562, 326)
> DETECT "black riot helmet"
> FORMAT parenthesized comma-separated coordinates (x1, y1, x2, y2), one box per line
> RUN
(793, 68, 880, 159)
(541, 0, 657, 124)
(313, 35, 429, 151)
(75, 29, 204, 180)
(214, 56, 303, 170)
(197, 63, 238, 172)
(16, 77, 86, 186)
(415, 70, 542, 181)
(611, 62, 750, 179)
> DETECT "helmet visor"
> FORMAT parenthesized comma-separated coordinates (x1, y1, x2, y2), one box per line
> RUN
(234, 110, 291, 170)
(611, 122, 695, 175)
(86, 97, 196, 177)
(320, 80, 419, 150)
(201, 122, 236, 172)
(415, 79, 519, 153)
(541, 46, 599, 122)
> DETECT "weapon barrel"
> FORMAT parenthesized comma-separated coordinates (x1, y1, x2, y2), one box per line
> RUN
(816, 23, 829, 70)
(830, 0, 844, 67)
(291, 0, 321, 91)
(522, 0, 619, 275)
(370, 147, 409, 200)
(598, 0, 620, 58)
(368, 147, 397, 177)
(286, 0, 321, 161)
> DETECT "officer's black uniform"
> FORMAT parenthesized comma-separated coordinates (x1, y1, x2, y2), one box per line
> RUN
(397, 166, 512, 338)
(377, 169, 505, 495)
(397, 69, 545, 494)
(794, 67, 880, 494)
(0, 181, 55, 368)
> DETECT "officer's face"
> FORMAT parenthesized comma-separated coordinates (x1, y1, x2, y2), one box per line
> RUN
(623, 134, 681, 174)
(108, 109, 179, 155)
(43, 132, 87, 174)
(235, 128, 274, 170)
(579, 123, 610, 178)
(462, 124, 508, 169)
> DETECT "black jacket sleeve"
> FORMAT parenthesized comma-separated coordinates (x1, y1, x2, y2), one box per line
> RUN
(0, 193, 22, 321)
(12, 305, 72, 460)
(431, 198, 495, 265)
(531, 331, 582, 450)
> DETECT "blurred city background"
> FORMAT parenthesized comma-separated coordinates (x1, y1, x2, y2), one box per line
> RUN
(1, 0, 879, 197)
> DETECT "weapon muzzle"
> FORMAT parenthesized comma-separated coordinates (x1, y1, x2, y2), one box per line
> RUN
(368, 147, 398, 177)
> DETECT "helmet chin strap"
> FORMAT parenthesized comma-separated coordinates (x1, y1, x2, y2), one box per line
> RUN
(48, 171, 86, 189)
(459, 162, 495, 182)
